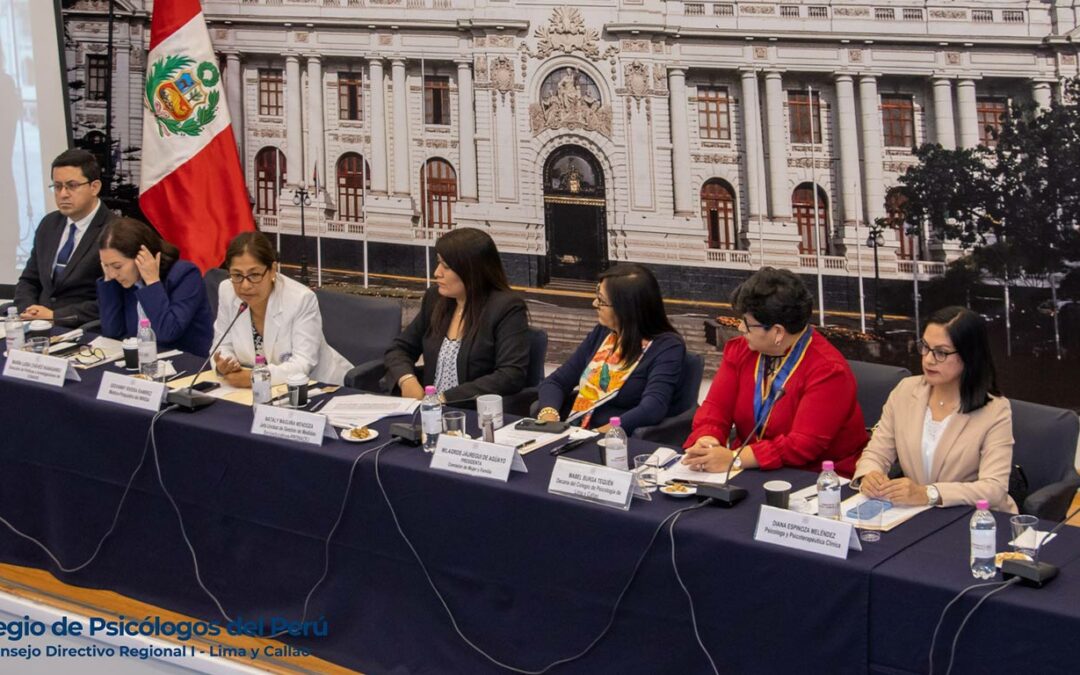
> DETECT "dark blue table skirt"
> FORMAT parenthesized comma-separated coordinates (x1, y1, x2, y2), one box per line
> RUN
(0, 356, 989, 674)
(869, 511, 1080, 674)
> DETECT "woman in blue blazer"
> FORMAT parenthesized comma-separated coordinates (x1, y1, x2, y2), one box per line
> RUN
(96, 217, 213, 356)
(536, 263, 685, 435)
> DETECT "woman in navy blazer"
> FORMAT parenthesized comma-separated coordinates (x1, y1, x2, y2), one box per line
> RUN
(96, 217, 213, 356)
(536, 264, 685, 435)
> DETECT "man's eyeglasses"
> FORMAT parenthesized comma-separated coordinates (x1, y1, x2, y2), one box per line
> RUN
(48, 180, 91, 193)
(917, 340, 958, 363)
(229, 269, 268, 285)
(72, 346, 107, 366)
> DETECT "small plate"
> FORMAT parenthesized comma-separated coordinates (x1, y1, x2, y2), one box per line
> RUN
(660, 484, 697, 498)
(341, 427, 379, 443)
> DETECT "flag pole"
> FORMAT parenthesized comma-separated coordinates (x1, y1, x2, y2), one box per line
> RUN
(361, 64, 369, 288)
(421, 58, 430, 288)
(808, 85, 825, 327)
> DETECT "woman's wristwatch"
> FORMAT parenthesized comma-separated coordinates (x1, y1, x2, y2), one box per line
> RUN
(926, 484, 941, 506)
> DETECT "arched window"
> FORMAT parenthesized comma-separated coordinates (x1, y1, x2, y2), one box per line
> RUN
(254, 147, 286, 215)
(885, 187, 915, 260)
(336, 153, 371, 222)
(792, 183, 829, 255)
(700, 179, 737, 250)
(421, 158, 457, 229)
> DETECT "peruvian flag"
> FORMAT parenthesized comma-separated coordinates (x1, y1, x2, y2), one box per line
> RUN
(139, 0, 254, 272)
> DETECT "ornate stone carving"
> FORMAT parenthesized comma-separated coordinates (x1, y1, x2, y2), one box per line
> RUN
(946, 52, 961, 65)
(693, 153, 740, 165)
(929, 9, 967, 19)
(652, 42, 666, 54)
(741, 4, 776, 14)
(532, 7, 601, 59)
(849, 49, 864, 63)
(621, 40, 651, 53)
(475, 37, 487, 48)
(296, 32, 310, 43)
(753, 46, 768, 60)
(624, 61, 650, 99)
(883, 161, 917, 173)
(834, 6, 870, 16)
(491, 56, 515, 92)
(529, 68, 612, 137)
(475, 56, 488, 82)
(214, 29, 229, 40)
(787, 158, 833, 169)
(253, 128, 285, 138)
(653, 64, 667, 93)
(378, 34, 393, 45)
(489, 35, 514, 48)
(1063, 54, 1078, 66)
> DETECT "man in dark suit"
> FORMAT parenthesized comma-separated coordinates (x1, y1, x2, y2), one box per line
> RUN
(14, 149, 114, 327)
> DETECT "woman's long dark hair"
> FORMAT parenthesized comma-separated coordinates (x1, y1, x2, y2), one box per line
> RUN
(926, 306, 1000, 414)
(598, 263, 680, 365)
(428, 228, 513, 340)
(223, 231, 279, 269)
(99, 217, 180, 280)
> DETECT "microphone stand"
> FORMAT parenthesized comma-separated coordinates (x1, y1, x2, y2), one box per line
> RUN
(165, 303, 248, 411)
(698, 388, 787, 507)
(1002, 492, 1080, 588)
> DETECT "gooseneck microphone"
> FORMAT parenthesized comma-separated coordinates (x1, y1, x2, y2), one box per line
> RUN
(390, 392, 482, 445)
(697, 387, 787, 507)
(1002, 488, 1080, 588)
(166, 302, 248, 411)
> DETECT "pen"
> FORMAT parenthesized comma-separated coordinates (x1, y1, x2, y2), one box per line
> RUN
(310, 398, 329, 413)
(167, 370, 188, 382)
(550, 437, 591, 456)
(514, 440, 535, 451)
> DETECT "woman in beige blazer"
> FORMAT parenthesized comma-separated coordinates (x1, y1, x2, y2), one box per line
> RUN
(854, 307, 1017, 513)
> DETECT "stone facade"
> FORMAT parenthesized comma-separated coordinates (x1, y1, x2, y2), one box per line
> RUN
(64, 0, 1080, 300)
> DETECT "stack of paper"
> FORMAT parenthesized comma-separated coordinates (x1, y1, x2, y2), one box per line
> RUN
(658, 456, 743, 487)
(318, 393, 420, 428)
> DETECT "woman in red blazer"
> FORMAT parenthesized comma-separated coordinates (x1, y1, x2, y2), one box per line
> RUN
(683, 268, 867, 477)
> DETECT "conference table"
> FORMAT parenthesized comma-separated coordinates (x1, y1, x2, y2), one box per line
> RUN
(0, 348, 1078, 674)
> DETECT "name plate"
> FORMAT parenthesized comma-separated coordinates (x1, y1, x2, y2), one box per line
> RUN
(430, 435, 528, 483)
(250, 404, 336, 446)
(548, 457, 635, 511)
(3, 350, 81, 387)
(96, 371, 166, 412)
(754, 505, 861, 559)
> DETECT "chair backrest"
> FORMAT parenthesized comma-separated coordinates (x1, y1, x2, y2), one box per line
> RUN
(670, 351, 706, 416)
(204, 267, 229, 318)
(1009, 398, 1080, 492)
(847, 360, 912, 429)
(314, 289, 402, 366)
(525, 328, 548, 387)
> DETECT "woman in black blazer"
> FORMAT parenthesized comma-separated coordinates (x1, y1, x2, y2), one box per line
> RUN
(384, 227, 529, 402)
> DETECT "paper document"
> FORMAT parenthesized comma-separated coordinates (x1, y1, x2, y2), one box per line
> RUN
(840, 493, 930, 532)
(1009, 529, 1056, 550)
(69, 336, 125, 369)
(658, 453, 743, 486)
(167, 370, 291, 406)
(789, 478, 851, 514)
(319, 393, 420, 428)
(492, 423, 574, 455)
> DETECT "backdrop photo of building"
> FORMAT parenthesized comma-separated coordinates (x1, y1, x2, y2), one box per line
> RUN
(63, 0, 1080, 307)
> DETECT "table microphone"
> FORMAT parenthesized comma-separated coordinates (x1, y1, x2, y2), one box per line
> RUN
(1002, 488, 1080, 588)
(697, 387, 787, 507)
(166, 302, 248, 411)
(390, 393, 481, 445)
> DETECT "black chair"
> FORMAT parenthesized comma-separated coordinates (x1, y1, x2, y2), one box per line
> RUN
(847, 360, 912, 430)
(316, 289, 402, 387)
(528, 350, 706, 448)
(1009, 399, 1080, 521)
(502, 328, 549, 415)
(204, 267, 228, 318)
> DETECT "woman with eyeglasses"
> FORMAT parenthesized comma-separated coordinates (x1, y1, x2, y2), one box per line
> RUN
(535, 264, 685, 435)
(853, 307, 1016, 512)
(97, 217, 213, 356)
(211, 232, 351, 386)
(384, 227, 528, 401)
(682, 267, 868, 476)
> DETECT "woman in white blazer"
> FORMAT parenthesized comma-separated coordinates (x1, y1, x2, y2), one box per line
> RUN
(212, 232, 351, 386)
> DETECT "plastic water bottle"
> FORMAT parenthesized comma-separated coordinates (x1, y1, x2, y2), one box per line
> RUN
(421, 385, 443, 452)
(5, 307, 24, 353)
(604, 417, 629, 470)
(137, 319, 158, 379)
(817, 460, 842, 520)
(970, 499, 997, 579)
(251, 355, 272, 405)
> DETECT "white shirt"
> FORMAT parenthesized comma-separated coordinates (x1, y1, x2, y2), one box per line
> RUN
(921, 406, 954, 479)
(53, 199, 102, 270)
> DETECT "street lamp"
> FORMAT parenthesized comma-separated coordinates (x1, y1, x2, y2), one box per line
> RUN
(292, 184, 312, 287)
(866, 221, 887, 333)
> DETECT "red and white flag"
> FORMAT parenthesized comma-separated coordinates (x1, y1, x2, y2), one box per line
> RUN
(139, 0, 253, 272)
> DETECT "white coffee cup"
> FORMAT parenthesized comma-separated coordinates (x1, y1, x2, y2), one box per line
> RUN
(476, 394, 504, 429)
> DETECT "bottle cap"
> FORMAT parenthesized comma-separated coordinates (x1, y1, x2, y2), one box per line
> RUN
(976, 499, 989, 510)
(255, 355, 267, 365)
(609, 416, 621, 427)
(425, 385, 437, 395)
(822, 460, 835, 471)
(139, 318, 150, 328)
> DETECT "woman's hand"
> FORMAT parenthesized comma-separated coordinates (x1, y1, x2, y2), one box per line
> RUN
(221, 368, 252, 389)
(213, 351, 242, 375)
(877, 477, 929, 507)
(135, 246, 161, 285)
(858, 471, 889, 499)
(400, 378, 425, 400)
(681, 436, 733, 473)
